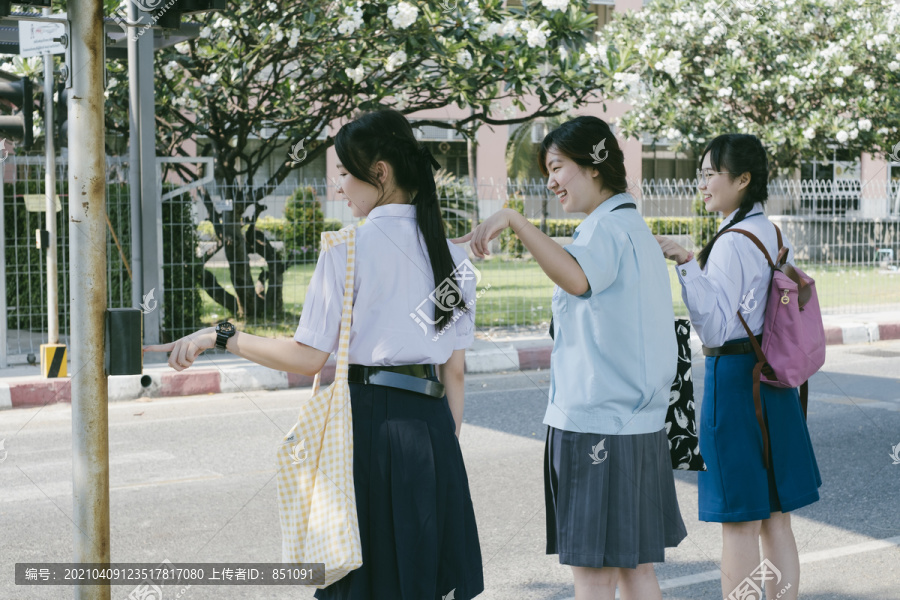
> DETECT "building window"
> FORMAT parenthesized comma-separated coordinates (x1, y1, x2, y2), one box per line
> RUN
(642, 144, 695, 181)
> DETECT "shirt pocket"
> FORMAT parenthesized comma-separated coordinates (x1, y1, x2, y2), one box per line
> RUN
(552, 284, 568, 315)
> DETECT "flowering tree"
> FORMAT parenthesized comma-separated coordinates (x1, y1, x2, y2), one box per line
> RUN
(589, 0, 900, 176)
(97, 0, 604, 320)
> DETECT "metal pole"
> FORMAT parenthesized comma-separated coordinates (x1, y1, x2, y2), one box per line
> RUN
(127, 1, 143, 312)
(137, 27, 162, 350)
(43, 7, 59, 346)
(0, 161, 7, 368)
(67, 1, 110, 597)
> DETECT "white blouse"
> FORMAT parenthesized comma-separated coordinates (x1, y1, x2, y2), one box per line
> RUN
(293, 203, 477, 366)
(677, 203, 794, 348)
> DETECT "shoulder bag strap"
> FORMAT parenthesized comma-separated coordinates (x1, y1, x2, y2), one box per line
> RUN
(311, 225, 357, 394)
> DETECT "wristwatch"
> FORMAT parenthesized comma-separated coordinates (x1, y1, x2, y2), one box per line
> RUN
(215, 322, 236, 350)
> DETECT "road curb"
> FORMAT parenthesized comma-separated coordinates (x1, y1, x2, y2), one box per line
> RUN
(2, 321, 899, 410)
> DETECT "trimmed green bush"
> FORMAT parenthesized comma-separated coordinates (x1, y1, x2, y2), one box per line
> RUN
(500, 192, 526, 257)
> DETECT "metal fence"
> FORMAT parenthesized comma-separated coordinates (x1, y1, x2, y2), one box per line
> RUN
(1, 156, 133, 365)
(3, 159, 899, 363)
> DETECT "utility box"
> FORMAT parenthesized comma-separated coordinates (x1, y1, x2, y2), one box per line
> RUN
(106, 308, 142, 376)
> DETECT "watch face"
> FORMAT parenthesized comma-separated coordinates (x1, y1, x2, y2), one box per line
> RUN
(218, 322, 235, 334)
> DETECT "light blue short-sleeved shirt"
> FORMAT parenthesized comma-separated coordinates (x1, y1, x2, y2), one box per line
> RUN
(544, 192, 677, 435)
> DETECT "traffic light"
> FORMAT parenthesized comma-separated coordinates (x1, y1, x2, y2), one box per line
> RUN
(154, 0, 228, 30)
(0, 0, 51, 18)
(0, 73, 34, 150)
(56, 83, 68, 148)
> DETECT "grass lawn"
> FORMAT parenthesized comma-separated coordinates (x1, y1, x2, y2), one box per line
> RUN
(198, 258, 900, 335)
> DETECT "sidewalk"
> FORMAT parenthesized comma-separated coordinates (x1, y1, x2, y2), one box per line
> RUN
(1, 311, 898, 411)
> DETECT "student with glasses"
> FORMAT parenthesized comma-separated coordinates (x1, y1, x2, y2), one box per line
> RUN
(656, 134, 821, 600)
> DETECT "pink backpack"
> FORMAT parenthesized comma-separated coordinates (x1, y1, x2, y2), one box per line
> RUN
(722, 225, 826, 468)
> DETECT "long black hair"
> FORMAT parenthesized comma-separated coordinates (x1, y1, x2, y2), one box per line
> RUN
(334, 108, 465, 326)
(696, 134, 770, 268)
(537, 116, 628, 194)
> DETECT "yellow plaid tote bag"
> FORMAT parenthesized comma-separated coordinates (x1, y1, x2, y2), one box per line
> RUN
(275, 224, 362, 586)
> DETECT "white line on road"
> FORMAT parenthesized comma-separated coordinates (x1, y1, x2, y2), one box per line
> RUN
(558, 534, 900, 600)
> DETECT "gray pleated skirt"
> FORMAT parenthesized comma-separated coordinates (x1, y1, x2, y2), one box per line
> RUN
(544, 425, 687, 569)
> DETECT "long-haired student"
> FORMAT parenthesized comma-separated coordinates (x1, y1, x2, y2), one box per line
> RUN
(455, 116, 686, 600)
(144, 108, 484, 600)
(655, 134, 821, 600)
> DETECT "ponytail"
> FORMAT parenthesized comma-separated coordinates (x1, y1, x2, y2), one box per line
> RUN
(413, 145, 469, 326)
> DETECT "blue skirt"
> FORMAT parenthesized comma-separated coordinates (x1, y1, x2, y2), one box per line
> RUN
(314, 376, 484, 600)
(698, 345, 822, 522)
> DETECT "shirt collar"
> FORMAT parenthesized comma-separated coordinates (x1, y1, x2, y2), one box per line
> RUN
(366, 203, 417, 221)
(718, 202, 765, 231)
(574, 192, 634, 235)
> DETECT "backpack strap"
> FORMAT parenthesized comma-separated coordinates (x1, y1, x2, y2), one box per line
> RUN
(722, 228, 776, 269)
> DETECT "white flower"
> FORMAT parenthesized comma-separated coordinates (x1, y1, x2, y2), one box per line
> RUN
(199, 26, 212, 38)
(836, 130, 849, 143)
(775, 54, 788, 63)
(666, 128, 682, 139)
(559, 45, 568, 61)
(392, 90, 410, 110)
(833, 76, 844, 86)
(704, 67, 715, 77)
(345, 65, 365, 84)
(503, 104, 518, 118)
(477, 22, 502, 42)
(174, 41, 190, 54)
(385, 50, 407, 73)
(274, 28, 284, 42)
(889, 61, 900, 72)
(387, 1, 419, 29)
(288, 29, 301, 49)
(266, 1, 276, 10)
(838, 65, 855, 76)
(107, 77, 118, 89)
(525, 22, 550, 48)
(803, 127, 816, 140)
(541, 0, 569, 11)
(717, 86, 733, 97)
(858, 118, 872, 131)
(776, 95, 785, 104)
(864, 79, 875, 90)
(849, 128, 859, 140)
(162, 60, 179, 80)
(338, 4, 364, 35)
(200, 72, 221, 85)
(803, 22, 815, 33)
(500, 19, 518, 37)
(456, 49, 474, 69)
(655, 50, 682, 79)
(725, 39, 741, 51)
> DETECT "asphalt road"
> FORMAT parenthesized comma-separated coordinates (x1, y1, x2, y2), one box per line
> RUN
(1, 340, 899, 599)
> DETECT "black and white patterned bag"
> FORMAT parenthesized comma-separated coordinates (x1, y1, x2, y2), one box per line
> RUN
(668, 319, 706, 471)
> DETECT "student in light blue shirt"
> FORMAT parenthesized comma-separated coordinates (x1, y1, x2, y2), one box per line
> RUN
(455, 116, 686, 600)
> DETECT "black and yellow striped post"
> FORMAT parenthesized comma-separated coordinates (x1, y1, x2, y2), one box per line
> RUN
(40, 343, 67, 378)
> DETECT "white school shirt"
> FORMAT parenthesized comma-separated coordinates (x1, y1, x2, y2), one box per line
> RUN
(293, 203, 477, 366)
(676, 203, 794, 348)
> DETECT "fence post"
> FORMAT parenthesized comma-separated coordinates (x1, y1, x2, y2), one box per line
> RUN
(0, 164, 6, 368)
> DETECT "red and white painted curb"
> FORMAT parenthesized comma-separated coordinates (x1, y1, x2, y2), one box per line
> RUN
(0, 322, 897, 411)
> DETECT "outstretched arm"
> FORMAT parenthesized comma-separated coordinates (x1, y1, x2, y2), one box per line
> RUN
(143, 327, 330, 376)
(452, 208, 589, 296)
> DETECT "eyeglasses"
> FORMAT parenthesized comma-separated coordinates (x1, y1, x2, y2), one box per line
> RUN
(696, 169, 733, 186)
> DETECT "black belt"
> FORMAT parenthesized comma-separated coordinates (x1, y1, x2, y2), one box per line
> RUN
(347, 364, 445, 398)
(702, 335, 763, 357)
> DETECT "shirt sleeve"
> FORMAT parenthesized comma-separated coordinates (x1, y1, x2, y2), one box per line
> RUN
(563, 221, 624, 298)
(293, 241, 348, 355)
(677, 233, 766, 348)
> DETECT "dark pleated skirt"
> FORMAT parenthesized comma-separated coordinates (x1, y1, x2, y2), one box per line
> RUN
(314, 376, 484, 600)
(544, 425, 687, 569)
(698, 348, 822, 523)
